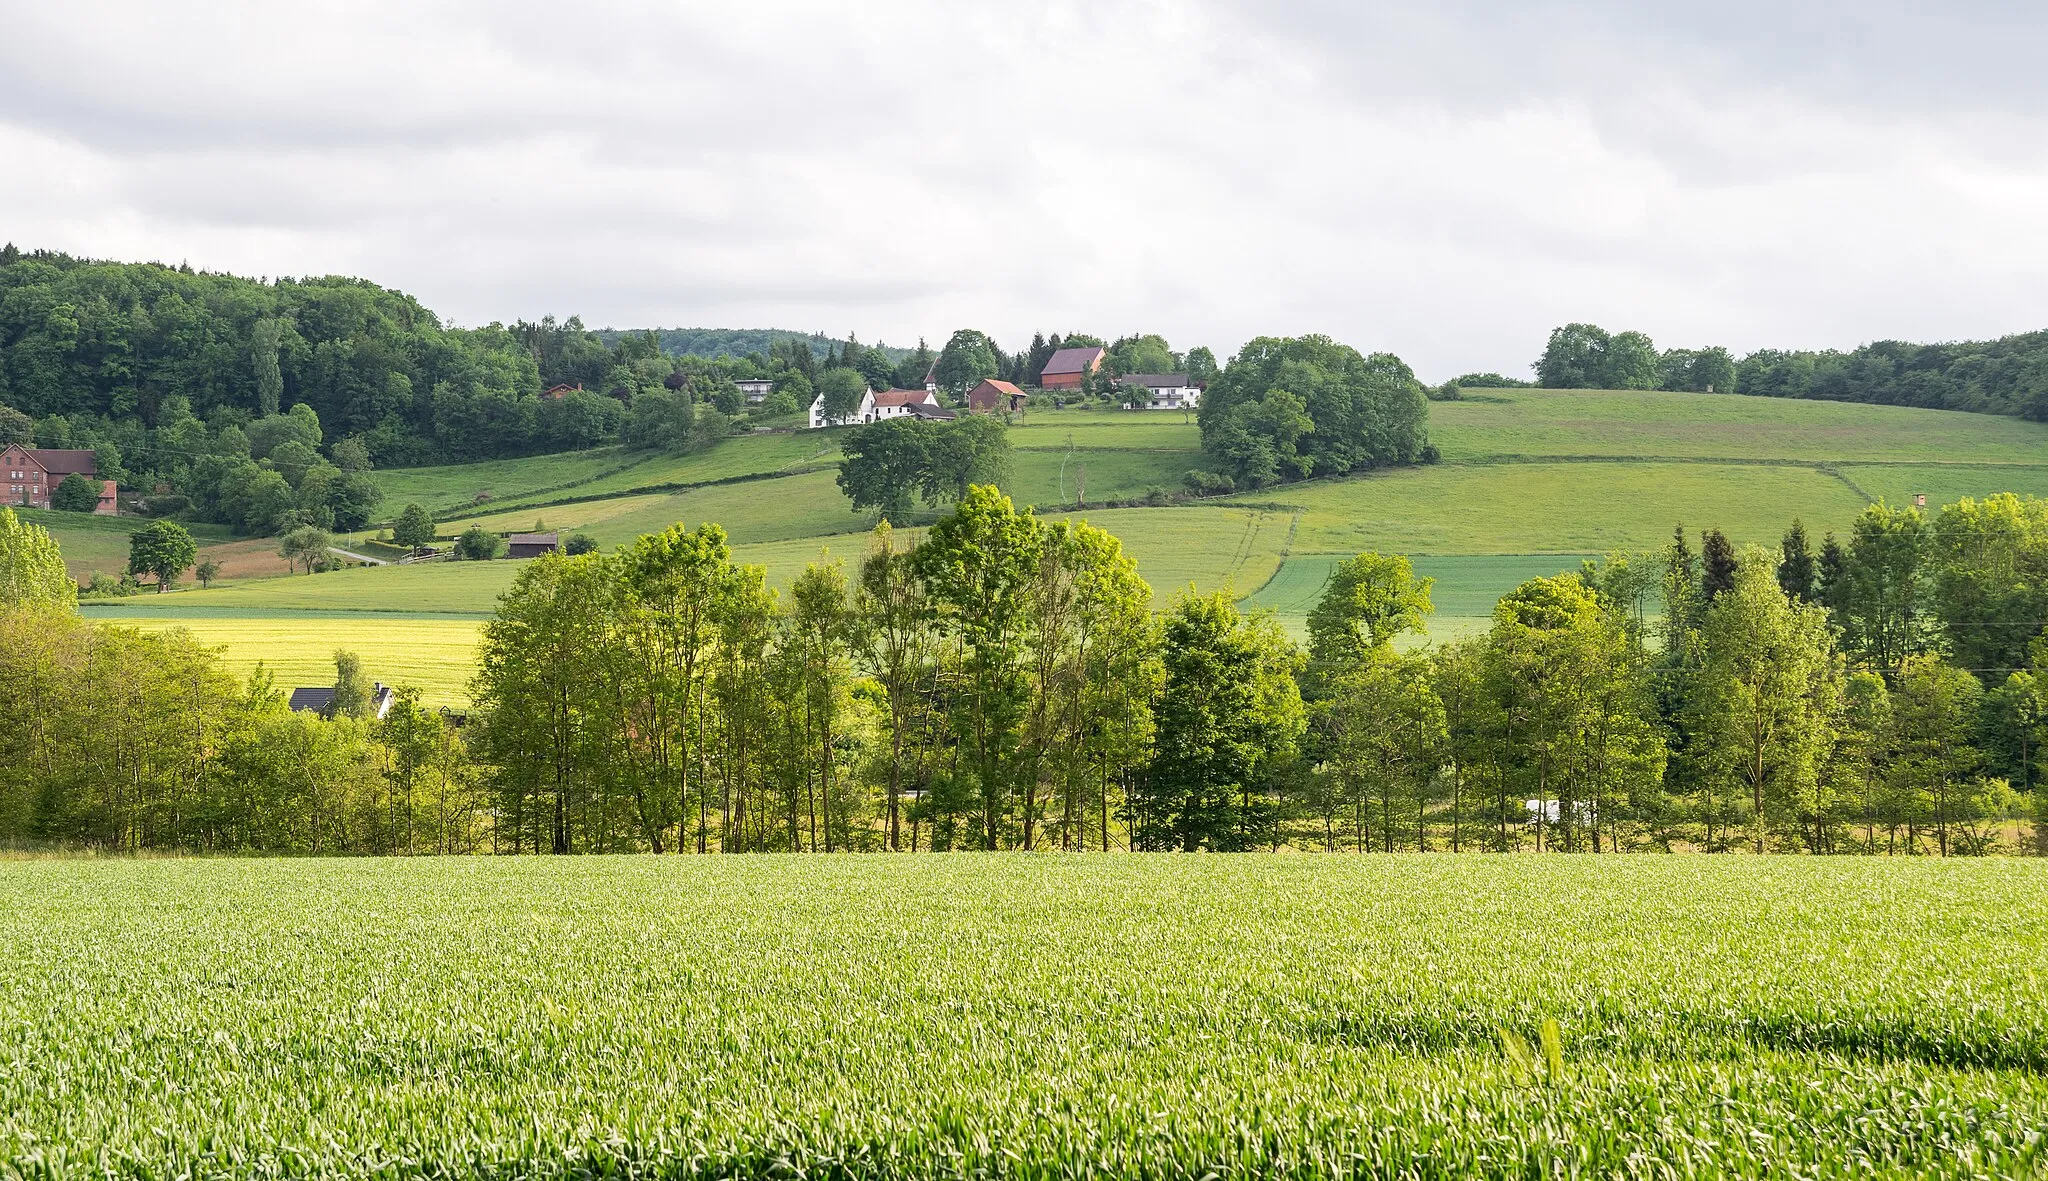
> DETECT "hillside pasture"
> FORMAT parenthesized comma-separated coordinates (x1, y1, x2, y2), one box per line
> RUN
(368, 448, 642, 514)
(2, 856, 2042, 1178)
(17, 508, 248, 581)
(1237, 461, 1872, 556)
(141, 561, 517, 615)
(1428, 386, 2048, 463)
(1245, 552, 1599, 638)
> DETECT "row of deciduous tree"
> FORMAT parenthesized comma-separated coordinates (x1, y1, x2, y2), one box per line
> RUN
(0, 510, 482, 851)
(5, 489, 2044, 855)
(1532, 321, 2048, 419)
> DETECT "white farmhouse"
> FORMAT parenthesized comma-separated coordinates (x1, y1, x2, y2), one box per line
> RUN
(735, 378, 775, 405)
(1120, 373, 1203, 411)
(808, 387, 942, 429)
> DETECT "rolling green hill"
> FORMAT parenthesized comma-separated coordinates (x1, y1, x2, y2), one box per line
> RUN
(72, 387, 2048, 702)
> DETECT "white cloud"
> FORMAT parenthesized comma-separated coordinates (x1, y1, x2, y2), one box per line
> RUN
(3, 0, 2045, 380)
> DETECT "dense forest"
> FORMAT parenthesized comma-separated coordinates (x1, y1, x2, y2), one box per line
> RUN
(1531, 321, 2048, 419)
(595, 328, 910, 364)
(5, 490, 2045, 856)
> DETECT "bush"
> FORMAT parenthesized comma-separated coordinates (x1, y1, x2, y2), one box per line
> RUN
(51, 473, 101, 512)
(1420, 442, 1442, 464)
(1183, 470, 1235, 497)
(563, 533, 599, 556)
(454, 526, 502, 561)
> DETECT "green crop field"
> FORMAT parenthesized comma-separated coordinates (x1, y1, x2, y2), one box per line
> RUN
(96, 613, 479, 705)
(2, 856, 2042, 1178)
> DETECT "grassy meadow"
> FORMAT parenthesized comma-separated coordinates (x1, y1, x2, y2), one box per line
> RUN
(2, 855, 2042, 1178)
(62, 388, 2048, 703)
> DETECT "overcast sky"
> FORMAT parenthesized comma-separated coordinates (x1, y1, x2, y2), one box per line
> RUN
(4, 1, 2046, 380)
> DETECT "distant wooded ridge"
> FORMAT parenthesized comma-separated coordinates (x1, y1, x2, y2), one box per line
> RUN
(593, 328, 913, 365)
(1514, 321, 2048, 421)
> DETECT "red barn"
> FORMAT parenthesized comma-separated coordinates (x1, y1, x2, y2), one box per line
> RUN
(1039, 346, 1105, 390)
(966, 379, 1027, 414)
(1, 444, 117, 513)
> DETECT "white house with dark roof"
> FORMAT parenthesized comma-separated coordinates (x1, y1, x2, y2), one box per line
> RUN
(1120, 373, 1203, 411)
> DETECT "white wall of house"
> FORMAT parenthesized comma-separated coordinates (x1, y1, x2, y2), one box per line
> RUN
(1126, 384, 1202, 410)
(809, 389, 877, 429)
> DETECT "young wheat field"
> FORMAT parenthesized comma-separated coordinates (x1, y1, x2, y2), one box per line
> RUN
(2, 855, 2042, 1179)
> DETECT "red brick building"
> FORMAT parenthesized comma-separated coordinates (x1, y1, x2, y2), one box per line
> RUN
(0, 444, 117, 513)
(1039, 346, 1105, 390)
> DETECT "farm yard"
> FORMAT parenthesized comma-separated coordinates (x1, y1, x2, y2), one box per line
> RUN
(1, 855, 2042, 1178)
(49, 387, 2048, 704)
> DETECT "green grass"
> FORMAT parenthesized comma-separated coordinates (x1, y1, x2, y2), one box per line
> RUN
(1429, 387, 2048, 463)
(369, 448, 642, 513)
(142, 562, 517, 615)
(728, 506, 1293, 607)
(1246, 553, 1598, 626)
(2, 856, 2043, 1178)
(16, 508, 237, 577)
(1237, 461, 1872, 556)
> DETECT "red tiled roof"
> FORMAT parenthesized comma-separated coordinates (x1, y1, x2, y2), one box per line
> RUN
(1041, 347, 1105, 376)
(873, 389, 936, 408)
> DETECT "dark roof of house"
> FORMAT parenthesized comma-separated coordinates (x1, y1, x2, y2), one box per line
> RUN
(1041, 346, 1105, 376)
(508, 532, 559, 547)
(288, 687, 335, 714)
(907, 403, 957, 420)
(1121, 373, 1191, 388)
(22, 449, 99, 476)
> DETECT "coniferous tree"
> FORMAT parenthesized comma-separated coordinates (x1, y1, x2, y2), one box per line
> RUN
(1778, 519, 1817, 602)
(1700, 528, 1738, 601)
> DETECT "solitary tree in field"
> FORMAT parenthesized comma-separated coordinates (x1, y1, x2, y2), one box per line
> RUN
(0, 506, 75, 614)
(128, 519, 198, 593)
(279, 525, 332, 574)
(193, 558, 221, 588)
(392, 503, 437, 550)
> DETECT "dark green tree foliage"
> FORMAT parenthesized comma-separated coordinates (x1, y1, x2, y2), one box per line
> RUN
(1701, 529, 1738, 601)
(1197, 336, 1428, 488)
(454, 526, 502, 561)
(0, 403, 31, 446)
(1779, 520, 1817, 602)
(932, 330, 1000, 398)
(391, 503, 437, 550)
(1132, 592, 1303, 851)
(1534, 318, 2048, 419)
(837, 418, 930, 522)
(50, 472, 99, 512)
(126, 519, 197, 591)
(816, 367, 868, 421)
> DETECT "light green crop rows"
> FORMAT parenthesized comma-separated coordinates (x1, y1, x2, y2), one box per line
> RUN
(1, 856, 2043, 1179)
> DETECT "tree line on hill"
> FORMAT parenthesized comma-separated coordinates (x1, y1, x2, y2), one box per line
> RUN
(1528, 321, 2048, 419)
(7, 488, 2047, 856)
